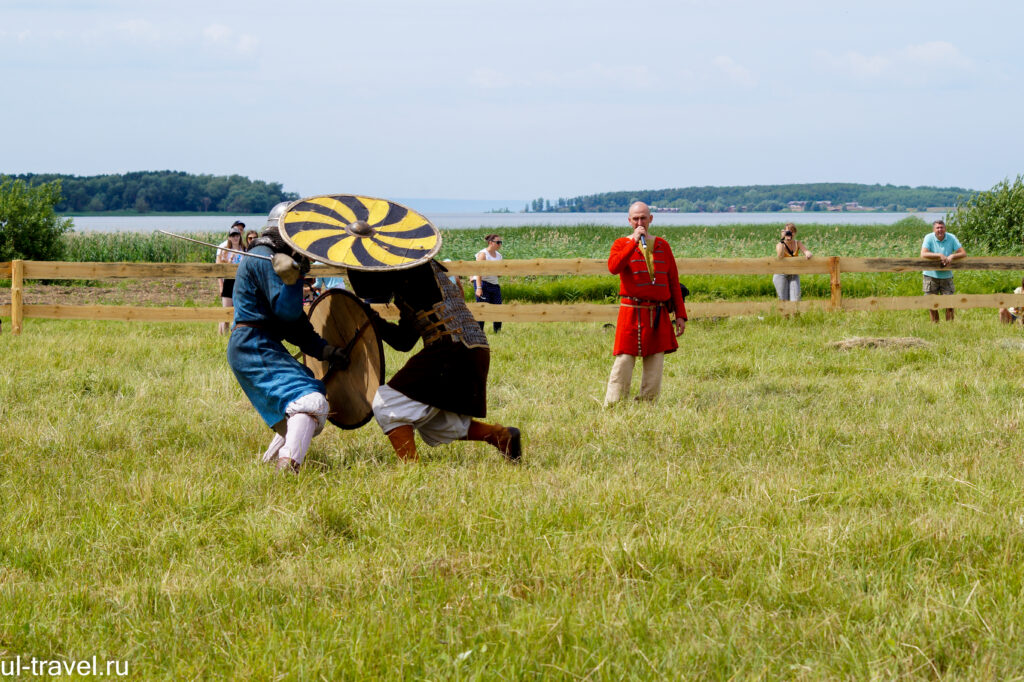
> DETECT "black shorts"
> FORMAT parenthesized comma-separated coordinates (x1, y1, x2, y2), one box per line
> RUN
(220, 278, 235, 298)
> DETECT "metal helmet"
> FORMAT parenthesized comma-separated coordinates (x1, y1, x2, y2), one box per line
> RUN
(264, 201, 291, 229)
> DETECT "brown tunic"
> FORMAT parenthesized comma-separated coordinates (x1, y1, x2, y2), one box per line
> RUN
(364, 260, 491, 418)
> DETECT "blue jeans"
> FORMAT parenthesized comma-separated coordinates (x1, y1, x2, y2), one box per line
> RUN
(476, 281, 502, 332)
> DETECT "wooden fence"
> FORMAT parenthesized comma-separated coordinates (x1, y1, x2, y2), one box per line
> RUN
(4, 257, 1024, 335)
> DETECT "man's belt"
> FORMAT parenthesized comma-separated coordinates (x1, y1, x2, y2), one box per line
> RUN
(234, 321, 267, 329)
(620, 296, 668, 308)
(620, 297, 668, 329)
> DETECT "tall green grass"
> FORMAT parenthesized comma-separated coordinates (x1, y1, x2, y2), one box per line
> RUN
(62, 231, 226, 263)
(2, 312, 1024, 677)
(63, 219, 937, 263)
(58, 218, 1024, 302)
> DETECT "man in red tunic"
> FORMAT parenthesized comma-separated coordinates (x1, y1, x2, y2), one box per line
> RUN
(604, 201, 686, 405)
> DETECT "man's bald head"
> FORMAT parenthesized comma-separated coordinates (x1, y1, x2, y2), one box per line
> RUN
(628, 201, 652, 230)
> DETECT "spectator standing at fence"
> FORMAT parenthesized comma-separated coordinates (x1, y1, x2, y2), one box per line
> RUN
(604, 202, 686, 406)
(921, 219, 966, 322)
(471, 234, 504, 333)
(773, 223, 812, 302)
(244, 230, 258, 250)
(216, 222, 245, 334)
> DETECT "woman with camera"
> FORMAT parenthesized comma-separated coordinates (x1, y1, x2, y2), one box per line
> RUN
(773, 223, 812, 301)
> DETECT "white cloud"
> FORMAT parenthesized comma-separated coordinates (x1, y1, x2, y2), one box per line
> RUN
(900, 41, 970, 69)
(816, 41, 973, 86)
(713, 56, 755, 87)
(468, 62, 658, 91)
(468, 67, 528, 89)
(202, 23, 259, 55)
(114, 19, 161, 43)
(203, 24, 232, 44)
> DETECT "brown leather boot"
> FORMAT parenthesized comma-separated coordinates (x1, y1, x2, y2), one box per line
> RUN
(386, 425, 418, 462)
(465, 420, 522, 462)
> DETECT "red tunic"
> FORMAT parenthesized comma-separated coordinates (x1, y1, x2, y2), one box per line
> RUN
(608, 236, 686, 357)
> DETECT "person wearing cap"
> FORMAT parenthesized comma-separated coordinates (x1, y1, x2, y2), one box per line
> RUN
(227, 203, 350, 473)
(604, 201, 686, 406)
(216, 222, 245, 335)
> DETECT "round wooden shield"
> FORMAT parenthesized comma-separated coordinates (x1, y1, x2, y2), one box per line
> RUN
(280, 194, 441, 271)
(304, 289, 385, 429)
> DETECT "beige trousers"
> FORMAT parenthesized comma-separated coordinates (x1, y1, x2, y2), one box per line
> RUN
(604, 352, 665, 405)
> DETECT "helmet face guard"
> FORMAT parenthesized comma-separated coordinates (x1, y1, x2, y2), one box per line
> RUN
(277, 194, 441, 271)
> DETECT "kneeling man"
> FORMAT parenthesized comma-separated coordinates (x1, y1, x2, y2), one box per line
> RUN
(349, 260, 521, 462)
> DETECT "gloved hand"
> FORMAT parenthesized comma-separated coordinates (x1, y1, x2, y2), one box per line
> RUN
(272, 253, 301, 285)
(322, 344, 350, 370)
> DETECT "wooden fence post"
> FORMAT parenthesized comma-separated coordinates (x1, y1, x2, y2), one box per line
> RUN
(12, 259, 24, 335)
(829, 256, 841, 311)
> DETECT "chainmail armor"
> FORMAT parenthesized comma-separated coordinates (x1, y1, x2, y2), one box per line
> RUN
(400, 261, 488, 349)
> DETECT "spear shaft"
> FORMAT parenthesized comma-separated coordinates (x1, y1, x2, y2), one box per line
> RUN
(157, 230, 272, 262)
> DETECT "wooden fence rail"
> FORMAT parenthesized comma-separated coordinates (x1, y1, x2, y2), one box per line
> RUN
(5, 257, 1024, 334)
(18, 256, 1024, 279)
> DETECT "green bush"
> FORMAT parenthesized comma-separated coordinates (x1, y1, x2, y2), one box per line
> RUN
(0, 177, 74, 261)
(946, 175, 1024, 253)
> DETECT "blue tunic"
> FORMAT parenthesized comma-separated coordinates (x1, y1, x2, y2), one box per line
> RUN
(227, 245, 327, 428)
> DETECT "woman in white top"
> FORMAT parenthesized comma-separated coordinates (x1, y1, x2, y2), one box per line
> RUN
(216, 223, 245, 334)
(471, 234, 504, 333)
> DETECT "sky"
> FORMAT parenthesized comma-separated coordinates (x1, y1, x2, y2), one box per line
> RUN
(1, 0, 1021, 206)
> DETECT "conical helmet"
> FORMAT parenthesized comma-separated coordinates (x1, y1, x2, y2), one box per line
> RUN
(264, 201, 291, 229)
(277, 194, 441, 271)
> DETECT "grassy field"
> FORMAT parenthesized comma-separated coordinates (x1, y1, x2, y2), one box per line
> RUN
(57, 219, 1024, 303)
(3, 309, 1024, 678)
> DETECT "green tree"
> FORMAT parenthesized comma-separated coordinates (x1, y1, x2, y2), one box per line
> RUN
(946, 175, 1024, 253)
(0, 177, 74, 260)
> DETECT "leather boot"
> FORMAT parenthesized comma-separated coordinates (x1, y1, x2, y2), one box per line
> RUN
(465, 420, 522, 462)
(386, 425, 418, 462)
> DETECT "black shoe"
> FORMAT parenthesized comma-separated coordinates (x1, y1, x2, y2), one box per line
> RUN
(503, 427, 522, 462)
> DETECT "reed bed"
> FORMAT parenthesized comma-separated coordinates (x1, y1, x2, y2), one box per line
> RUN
(54, 218, 1024, 303)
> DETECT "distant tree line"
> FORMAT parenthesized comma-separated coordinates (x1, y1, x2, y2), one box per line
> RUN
(524, 183, 976, 213)
(6, 171, 298, 214)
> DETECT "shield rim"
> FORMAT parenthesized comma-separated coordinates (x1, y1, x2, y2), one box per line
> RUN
(279, 193, 442, 272)
(304, 288, 386, 430)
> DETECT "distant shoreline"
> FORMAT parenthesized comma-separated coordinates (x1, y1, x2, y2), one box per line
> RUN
(62, 207, 955, 218)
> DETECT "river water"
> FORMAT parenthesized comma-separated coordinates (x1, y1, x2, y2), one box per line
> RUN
(69, 211, 946, 233)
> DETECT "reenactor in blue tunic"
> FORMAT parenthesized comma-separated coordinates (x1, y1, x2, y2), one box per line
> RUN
(227, 204, 348, 473)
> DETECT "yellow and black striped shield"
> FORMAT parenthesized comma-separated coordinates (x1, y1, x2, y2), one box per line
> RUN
(279, 194, 441, 271)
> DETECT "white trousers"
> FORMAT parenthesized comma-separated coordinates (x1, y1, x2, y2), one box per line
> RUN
(262, 392, 329, 466)
(604, 352, 665, 405)
(372, 385, 471, 446)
